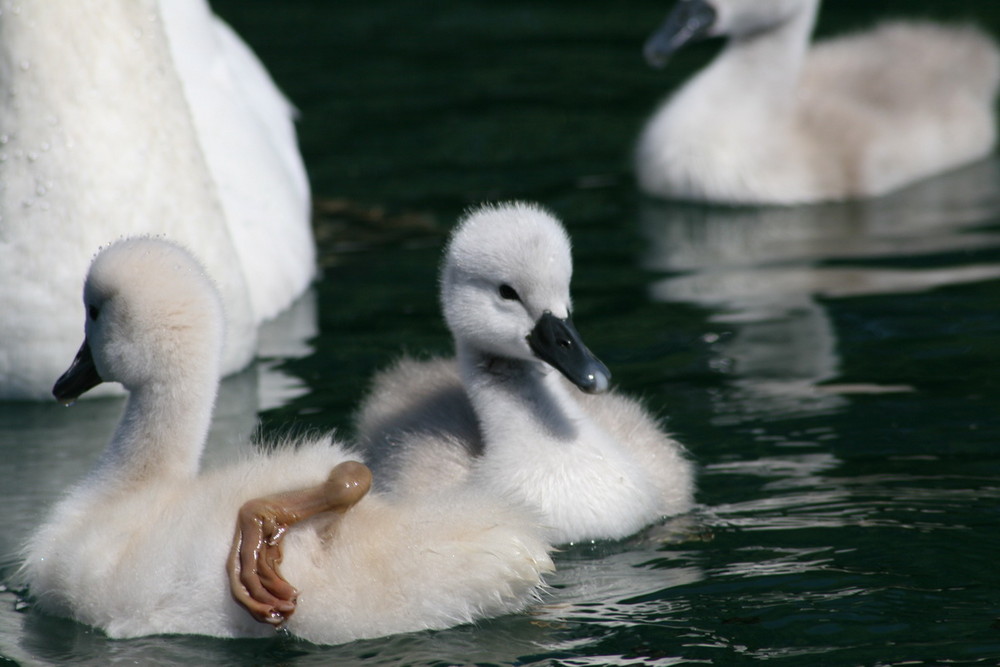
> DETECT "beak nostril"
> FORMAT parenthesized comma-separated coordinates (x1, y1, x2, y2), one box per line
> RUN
(527, 311, 610, 394)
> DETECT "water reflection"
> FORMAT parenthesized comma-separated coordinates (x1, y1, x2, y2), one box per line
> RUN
(254, 288, 318, 412)
(639, 157, 1000, 423)
(536, 545, 702, 624)
(526, 538, 702, 665)
(703, 449, 1000, 532)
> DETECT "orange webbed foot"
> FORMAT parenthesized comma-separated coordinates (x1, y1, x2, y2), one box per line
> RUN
(227, 460, 373, 625)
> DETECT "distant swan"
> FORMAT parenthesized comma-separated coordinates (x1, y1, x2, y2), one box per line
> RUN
(0, 0, 314, 400)
(355, 202, 695, 545)
(635, 0, 1000, 205)
(19, 238, 551, 644)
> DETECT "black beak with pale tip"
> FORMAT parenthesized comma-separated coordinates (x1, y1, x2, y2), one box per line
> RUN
(53, 341, 104, 405)
(644, 0, 718, 68)
(527, 311, 611, 394)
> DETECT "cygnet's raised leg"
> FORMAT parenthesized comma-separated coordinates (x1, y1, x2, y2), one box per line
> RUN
(227, 460, 372, 625)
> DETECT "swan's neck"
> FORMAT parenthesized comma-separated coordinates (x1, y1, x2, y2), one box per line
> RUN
(723, 6, 817, 92)
(92, 370, 217, 487)
(696, 4, 817, 109)
(457, 345, 584, 450)
(457, 343, 656, 543)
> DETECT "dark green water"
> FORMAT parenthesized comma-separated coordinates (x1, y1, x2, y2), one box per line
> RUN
(4, 1, 1000, 664)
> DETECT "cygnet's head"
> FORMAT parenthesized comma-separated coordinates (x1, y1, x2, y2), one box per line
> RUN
(644, 0, 818, 67)
(53, 237, 224, 403)
(441, 202, 610, 394)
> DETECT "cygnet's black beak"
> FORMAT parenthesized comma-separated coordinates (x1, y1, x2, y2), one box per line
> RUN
(527, 311, 611, 394)
(644, 0, 718, 68)
(53, 340, 104, 405)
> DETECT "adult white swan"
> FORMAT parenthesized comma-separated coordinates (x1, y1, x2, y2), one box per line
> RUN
(635, 0, 1000, 205)
(0, 0, 314, 400)
(353, 202, 695, 545)
(19, 237, 551, 643)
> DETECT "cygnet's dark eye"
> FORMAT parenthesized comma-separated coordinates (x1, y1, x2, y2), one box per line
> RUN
(88, 305, 100, 321)
(498, 284, 520, 301)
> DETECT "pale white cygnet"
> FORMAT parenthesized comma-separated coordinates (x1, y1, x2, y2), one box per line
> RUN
(356, 202, 695, 545)
(636, 0, 1000, 204)
(19, 237, 551, 644)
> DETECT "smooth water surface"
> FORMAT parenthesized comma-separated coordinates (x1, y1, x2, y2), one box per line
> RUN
(3, 1, 1000, 664)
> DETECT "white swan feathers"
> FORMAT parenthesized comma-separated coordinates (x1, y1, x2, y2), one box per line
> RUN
(0, 0, 314, 400)
(636, 0, 1000, 204)
(356, 202, 695, 545)
(20, 238, 551, 643)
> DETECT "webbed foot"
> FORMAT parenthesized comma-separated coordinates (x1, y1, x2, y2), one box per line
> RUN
(227, 460, 373, 625)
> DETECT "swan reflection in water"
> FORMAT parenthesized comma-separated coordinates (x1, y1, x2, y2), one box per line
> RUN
(639, 156, 1000, 424)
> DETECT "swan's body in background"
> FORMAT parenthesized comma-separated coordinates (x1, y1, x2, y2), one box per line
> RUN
(0, 0, 314, 400)
(19, 238, 551, 644)
(636, 0, 1000, 205)
(356, 202, 694, 545)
